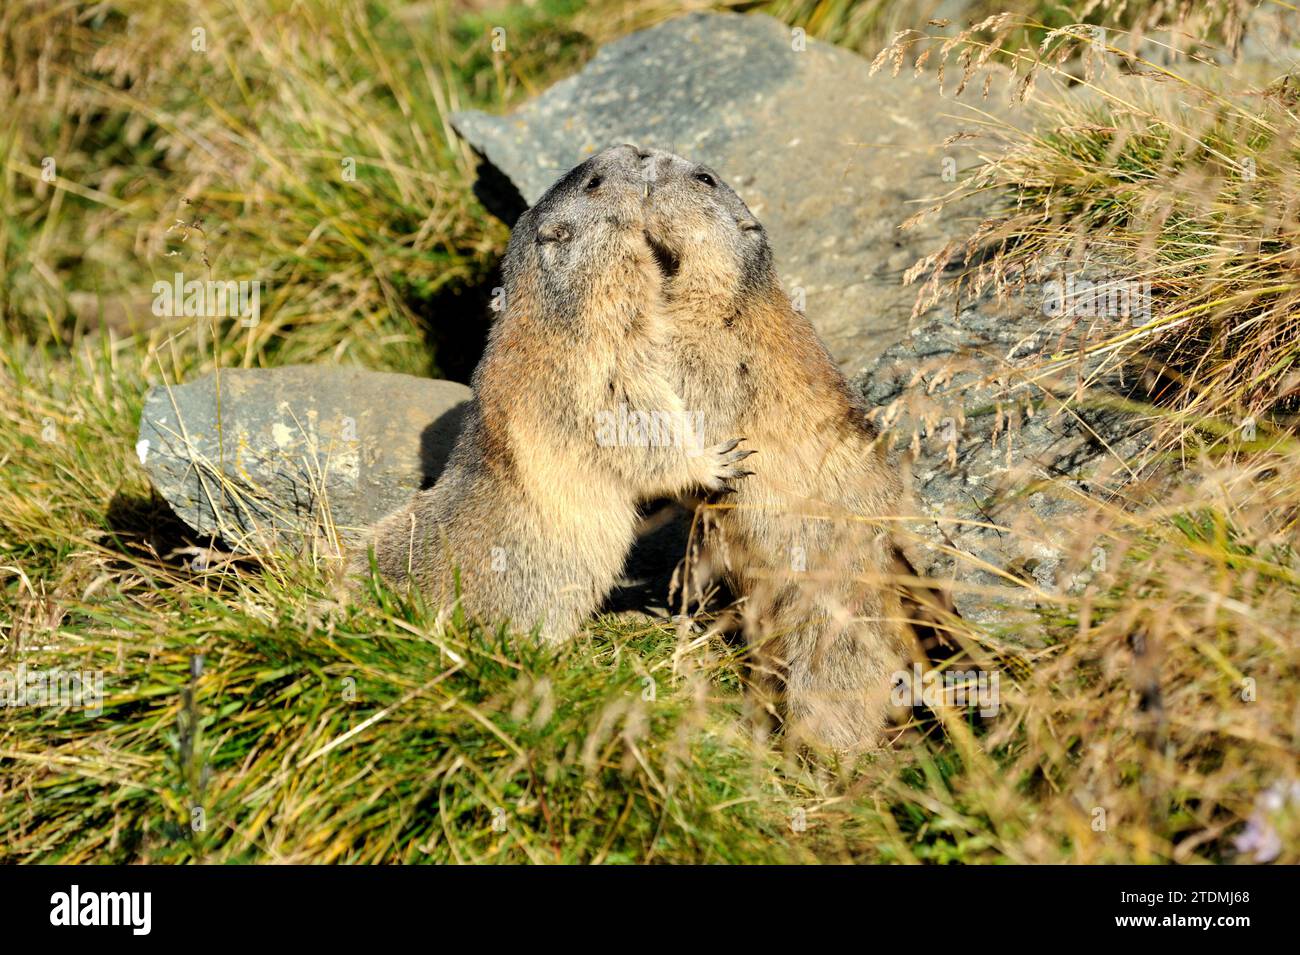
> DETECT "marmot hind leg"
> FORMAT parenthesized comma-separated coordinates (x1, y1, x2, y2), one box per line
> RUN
(781, 617, 903, 754)
(743, 577, 905, 755)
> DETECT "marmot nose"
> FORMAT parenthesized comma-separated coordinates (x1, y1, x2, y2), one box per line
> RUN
(638, 152, 666, 193)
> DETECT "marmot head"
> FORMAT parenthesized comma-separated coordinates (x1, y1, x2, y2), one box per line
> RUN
(502, 144, 655, 319)
(639, 148, 776, 306)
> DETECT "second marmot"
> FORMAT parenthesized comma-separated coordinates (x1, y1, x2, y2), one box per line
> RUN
(640, 147, 913, 753)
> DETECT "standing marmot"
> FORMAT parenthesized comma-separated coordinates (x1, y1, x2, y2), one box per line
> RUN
(640, 147, 912, 753)
(354, 144, 752, 641)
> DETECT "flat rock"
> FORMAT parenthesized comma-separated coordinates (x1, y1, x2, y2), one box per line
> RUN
(453, 11, 1004, 375)
(1234, 6, 1299, 69)
(137, 366, 471, 552)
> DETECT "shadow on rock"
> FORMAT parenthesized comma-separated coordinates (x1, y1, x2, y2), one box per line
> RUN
(418, 401, 472, 491)
(469, 155, 528, 228)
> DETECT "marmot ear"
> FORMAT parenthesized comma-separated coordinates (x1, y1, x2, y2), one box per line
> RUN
(737, 218, 762, 233)
(537, 222, 572, 244)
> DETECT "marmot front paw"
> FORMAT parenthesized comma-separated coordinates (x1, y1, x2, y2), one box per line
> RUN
(699, 437, 756, 493)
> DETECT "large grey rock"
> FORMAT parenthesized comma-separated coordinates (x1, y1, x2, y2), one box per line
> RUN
(137, 366, 471, 552)
(452, 10, 1155, 632)
(453, 11, 1002, 374)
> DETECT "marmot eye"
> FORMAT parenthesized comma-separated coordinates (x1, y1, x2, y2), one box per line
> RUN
(694, 171, 716, 187)
(585, 175, 603, 191)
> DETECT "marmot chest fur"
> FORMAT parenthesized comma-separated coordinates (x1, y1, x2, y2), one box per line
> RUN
(641, 148, 910, 752)
(354, 144, 752, 641)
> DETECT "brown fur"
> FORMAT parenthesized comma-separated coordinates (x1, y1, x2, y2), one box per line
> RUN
(641, 148, 913, 752)
(353, 145, 751, 641)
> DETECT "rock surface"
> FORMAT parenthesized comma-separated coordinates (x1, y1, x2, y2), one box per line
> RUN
(854, 285, 1156, 632)
(138, 366, 471, 552)
(1234, 6, 1299, 69)
(453, 11, 1002, 375)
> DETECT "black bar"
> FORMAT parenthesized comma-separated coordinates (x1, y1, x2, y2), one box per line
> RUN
(0, 864, 1284, 943)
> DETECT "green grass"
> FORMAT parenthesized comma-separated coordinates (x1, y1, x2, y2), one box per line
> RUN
(4, 305, 1295, 864)
(3, 571, 793, 864)
(2, 0, 1298, 863)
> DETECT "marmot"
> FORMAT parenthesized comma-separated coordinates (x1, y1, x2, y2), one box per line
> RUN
(354, 144, 752, 641)
(639, 147, 917, 753)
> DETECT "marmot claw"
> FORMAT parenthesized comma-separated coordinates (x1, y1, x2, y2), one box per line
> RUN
(703, 437, 756, 491)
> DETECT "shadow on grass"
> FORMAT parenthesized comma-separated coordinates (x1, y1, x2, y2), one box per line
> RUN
(417, 267, 498, 385)
(104, 490, 207, 564)
(414, 158, 528, 384)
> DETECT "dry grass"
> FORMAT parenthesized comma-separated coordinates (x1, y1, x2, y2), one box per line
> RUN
(1, 0, 1297, 863)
